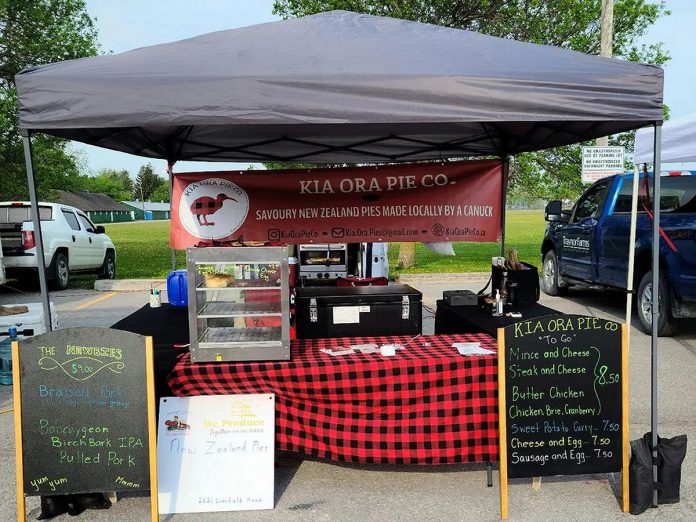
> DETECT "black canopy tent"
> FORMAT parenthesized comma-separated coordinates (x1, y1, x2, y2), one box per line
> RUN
(17, 10, 661, 163)
(15, 10, 665, 505)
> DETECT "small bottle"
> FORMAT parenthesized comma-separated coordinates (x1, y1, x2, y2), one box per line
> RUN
(493, 290, 503, 317)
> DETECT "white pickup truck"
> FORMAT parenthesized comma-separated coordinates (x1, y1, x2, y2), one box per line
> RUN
(0, 202, 116, 289)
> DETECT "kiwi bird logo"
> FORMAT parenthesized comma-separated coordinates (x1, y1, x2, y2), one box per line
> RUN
(190, 193, 236, 226)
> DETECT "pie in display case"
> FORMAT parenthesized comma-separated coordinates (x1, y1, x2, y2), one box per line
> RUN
(186, 246, 290, 362)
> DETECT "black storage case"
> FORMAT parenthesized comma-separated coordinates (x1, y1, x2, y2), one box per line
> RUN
(443, 289, 478, 306)
(491, 262, 540, 307)
(295, 285, 422, 339)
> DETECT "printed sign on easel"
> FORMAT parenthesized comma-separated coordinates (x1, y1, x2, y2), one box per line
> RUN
(497, 315, 629, 519)
(157, 394, 275, 514)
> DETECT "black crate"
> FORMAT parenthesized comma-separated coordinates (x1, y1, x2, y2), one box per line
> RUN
(295, 285, 422, 339)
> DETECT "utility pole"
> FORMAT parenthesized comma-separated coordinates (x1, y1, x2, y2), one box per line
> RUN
(140, 185, 145, 219)
(596, 0, 614, 147)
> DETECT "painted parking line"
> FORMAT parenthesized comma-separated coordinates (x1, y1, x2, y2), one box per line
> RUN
(73, 291, 117, 311)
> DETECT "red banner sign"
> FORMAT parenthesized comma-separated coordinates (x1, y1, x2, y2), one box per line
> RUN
(170, 160, 502, 248)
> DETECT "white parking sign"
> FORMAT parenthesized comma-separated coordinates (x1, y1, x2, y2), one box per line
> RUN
(581, 146, 625, 183)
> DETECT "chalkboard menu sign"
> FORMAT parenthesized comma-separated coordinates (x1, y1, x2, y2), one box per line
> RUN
(13, 328, 157, 502)
(497, 315, 628, 517)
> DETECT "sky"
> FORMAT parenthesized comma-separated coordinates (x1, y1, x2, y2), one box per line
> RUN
(74, 0, 281, 177)
(74, 0, 696, 178)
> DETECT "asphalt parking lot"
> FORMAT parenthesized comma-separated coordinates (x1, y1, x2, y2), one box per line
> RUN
(0, 280, 694, 521)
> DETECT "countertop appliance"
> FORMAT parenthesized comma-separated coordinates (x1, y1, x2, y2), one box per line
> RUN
(298, 243, 348, 280)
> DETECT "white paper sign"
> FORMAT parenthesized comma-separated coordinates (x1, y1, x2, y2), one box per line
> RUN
(333, 306, 361, 324)
(452, 342, 495, 356)
(581, 146, 625, 183)
(157, 394, 275, 514)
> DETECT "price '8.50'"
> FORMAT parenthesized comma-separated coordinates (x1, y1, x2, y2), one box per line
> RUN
(595, 365, 619, 385)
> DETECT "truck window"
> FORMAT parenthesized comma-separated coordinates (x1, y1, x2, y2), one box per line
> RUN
(0, 205, 52, 223)
(613, 176, 696, 214)
(572, 181, 611, 222)
(77, 213, 96, 233)
(62, 210, 81, 231)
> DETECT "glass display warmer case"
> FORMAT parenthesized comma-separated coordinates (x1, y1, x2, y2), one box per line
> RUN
(186, 246, 290, 362)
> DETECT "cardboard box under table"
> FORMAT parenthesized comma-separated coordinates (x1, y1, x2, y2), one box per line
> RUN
(295, 285, 422, 339)
(167, 333, 499, 464)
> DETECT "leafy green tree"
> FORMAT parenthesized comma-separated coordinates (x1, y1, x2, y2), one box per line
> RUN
(105, 168, 134, 194)
(273, 0, 670, 201)
(150, 181, 171, 203)
(134, 163, 166, 201)
(78, 169, 134, 201)
(0, 0, 100, 200)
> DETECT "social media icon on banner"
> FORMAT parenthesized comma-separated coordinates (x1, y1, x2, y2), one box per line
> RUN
(331, 228, 345, 238)
(268, 229, 281, 241)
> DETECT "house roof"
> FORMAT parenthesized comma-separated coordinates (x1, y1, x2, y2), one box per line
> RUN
(122, 201, 171, 212)
(54, 190, 130, 212)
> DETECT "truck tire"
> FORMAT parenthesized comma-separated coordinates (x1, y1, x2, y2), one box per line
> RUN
(637, 270, 675, 337)
(541, 250, 567, 296)
(98, 251, 116, 279)
(50, 252, 70, 290)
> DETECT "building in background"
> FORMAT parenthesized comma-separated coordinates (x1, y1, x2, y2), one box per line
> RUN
(121, 200, 171, 220)
(54, 190, 134, 223)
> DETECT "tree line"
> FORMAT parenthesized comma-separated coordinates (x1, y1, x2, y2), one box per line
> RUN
(74, 164, 170, 204)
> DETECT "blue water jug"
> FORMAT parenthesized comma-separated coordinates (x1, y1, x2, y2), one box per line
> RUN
(0, 326, 17, 385)
(166, 270, 188, 307)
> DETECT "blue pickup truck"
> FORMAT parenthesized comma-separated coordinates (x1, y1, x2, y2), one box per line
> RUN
(541, 172, 696, 336)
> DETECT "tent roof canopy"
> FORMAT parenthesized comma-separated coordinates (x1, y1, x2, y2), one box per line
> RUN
(16, 10, 663, 164)
(634, 112, 696, 164)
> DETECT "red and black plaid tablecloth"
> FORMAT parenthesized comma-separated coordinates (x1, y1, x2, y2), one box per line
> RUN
(167, 333, 499, 465)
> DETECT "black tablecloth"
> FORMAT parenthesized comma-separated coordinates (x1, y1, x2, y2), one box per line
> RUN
(111, 303, 189, 346)
(111, 304, 190, 402)
(434, 300, 561, 337)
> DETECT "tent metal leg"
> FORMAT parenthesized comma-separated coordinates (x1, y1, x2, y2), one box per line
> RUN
(168, 162, 176, 271)
(651, 122, 662, 507)
(487, 462, 492, 487)
(500, 157, 509, 256)
(22, 135, 53, 332)
(625, 166, 641, 348)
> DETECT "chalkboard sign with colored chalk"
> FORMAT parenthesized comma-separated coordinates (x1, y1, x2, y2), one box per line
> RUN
(497, 315, 628, 518)
(12, 328, 158, 521)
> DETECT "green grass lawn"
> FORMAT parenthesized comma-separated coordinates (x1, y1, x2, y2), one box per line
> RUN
(77, 211, 545, 284)
(107, 220, 187, 279)
(389, 209, 546, 274)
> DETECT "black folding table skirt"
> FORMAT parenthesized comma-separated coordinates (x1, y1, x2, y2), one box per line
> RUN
(434, 299, 561, 337)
